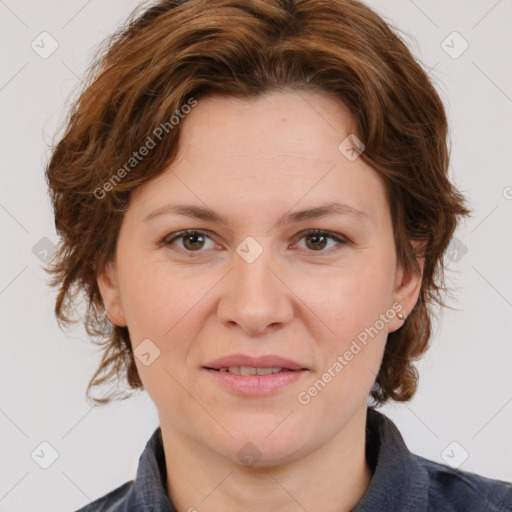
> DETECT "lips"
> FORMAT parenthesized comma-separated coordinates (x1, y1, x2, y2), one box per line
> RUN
(203, 353, 307, 372)
(203, 353, 309, 396)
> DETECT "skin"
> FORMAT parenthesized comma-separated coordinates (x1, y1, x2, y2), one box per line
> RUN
(97, 90, 423, 512)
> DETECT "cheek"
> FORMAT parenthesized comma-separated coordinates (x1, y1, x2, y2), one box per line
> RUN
(304, 256, 395, 341)
(297, 250, 394, 394)
(117, 260, 212, 386)
(118, 256, 198, 339)
(298, 274, 391, 419)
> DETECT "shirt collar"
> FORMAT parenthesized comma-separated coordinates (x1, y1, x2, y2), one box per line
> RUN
(122, 407, 430, 511)
(123, 426, 177, 511)
(352, 407, 430, 511)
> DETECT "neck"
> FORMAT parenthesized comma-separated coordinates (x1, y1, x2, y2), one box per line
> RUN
(160, 404, 373, 512)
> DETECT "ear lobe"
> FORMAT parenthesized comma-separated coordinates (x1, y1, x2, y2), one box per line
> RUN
(96, 261, 127, 327)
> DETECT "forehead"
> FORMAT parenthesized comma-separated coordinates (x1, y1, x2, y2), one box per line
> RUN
(130, 91, 390, 225)
(180, 90, 356, 161)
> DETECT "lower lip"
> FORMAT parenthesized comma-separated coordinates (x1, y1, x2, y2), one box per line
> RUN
(203, 368, 308, 396)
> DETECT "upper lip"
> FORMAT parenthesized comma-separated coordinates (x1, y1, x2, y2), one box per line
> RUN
(203, 354, 308, 371)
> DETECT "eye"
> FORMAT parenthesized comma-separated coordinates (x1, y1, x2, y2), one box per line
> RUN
(163, 229, 347, 254)
(293, 229, 347, 253)
(163, 230, 217, 252)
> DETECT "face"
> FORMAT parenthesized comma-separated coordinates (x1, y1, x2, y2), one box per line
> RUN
(98, 90, 422, 466)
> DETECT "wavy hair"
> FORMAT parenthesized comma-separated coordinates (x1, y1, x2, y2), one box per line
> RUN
(45, 0, 471, 406)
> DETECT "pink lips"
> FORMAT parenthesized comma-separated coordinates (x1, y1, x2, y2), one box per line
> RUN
(202, 353, 309, 396)
(203, 353, 307, 371)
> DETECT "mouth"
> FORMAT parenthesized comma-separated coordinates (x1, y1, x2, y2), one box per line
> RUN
(203, 366, 303, 375)
(202, 359, 308, 396)
(203, 353, 308, 372)
(201, 354, 309, 395)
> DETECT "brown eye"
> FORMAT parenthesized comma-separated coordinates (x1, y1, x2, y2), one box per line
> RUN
(295, 230, 347, 253)
(182, 232, 205, 251)
(163, 229, 346, 255)
(305, 233, 329, 251)
(165, 230, 215, 252)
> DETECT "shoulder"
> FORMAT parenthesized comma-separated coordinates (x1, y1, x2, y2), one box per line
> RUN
(72, 480, 133, 512)
(416, 455, 512, 511)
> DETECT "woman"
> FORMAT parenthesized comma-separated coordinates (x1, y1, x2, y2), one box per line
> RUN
(45, 0, 512, 510)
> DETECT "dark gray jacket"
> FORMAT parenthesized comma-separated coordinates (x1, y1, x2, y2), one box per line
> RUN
(74, 407, 512, 511)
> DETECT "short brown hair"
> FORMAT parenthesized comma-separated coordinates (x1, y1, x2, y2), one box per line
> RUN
(45, 0, 471, 406)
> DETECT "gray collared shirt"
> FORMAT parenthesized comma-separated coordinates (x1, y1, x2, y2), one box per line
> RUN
(74, 407, 512, 511)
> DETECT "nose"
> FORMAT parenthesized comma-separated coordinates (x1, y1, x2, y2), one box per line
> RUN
(217, 241, 294, 335)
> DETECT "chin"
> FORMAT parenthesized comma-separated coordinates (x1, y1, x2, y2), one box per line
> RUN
(213, 425, 313, 468)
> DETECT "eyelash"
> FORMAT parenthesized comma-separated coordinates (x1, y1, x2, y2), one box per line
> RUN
(162, 229, 347, 255)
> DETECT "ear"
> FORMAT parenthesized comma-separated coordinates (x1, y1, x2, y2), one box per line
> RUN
(96, 261, 127, 327)
(389, 241, 425, 333)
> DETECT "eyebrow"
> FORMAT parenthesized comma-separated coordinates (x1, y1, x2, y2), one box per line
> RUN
(142, 201, 369, 227)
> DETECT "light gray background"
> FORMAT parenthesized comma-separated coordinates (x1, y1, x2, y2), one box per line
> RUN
(1, 1, 511, 511)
